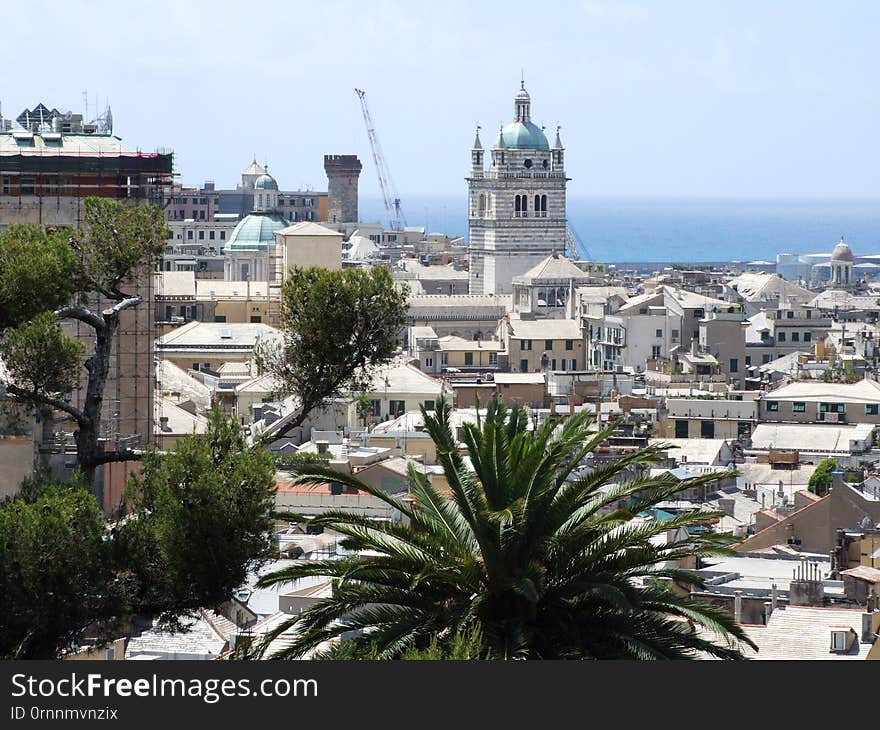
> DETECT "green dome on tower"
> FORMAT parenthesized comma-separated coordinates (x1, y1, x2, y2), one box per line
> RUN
(253, 173, 278, 190)
(499, 121, 549, 150)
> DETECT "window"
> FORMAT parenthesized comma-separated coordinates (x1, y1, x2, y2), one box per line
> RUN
(250, 315, 262, 323)
(675, 420, 689, 438)
(806, 310, 812, 319)
(389, 400, 406, 416)
(831, 631, 849, 652)
(652, 345, 661, 359)
(441, 353, 448, 366)
(729, 358, 738, 373)
(187, 230, 193, 240)
(550, 358, 557, 370)
(804, 331, 812, 342)
(424, 357, 433, 368)
(767, 401, 779, 412)
(20, 177, 35, 195)
(656, 328, 663, 338)
(209, 231, 215, 240)
(745, 355, 752, 365)
(565, 339, 573, 350)
(792, 332, 800, 342)
(762, 354, 771, 364)
(671, 329, 679, 342)
(424, 400, 435, 411)
(787, 310, 794, 319)
(214, 315, 227, 322)
(198, 230, 204, 240)
(700, 421, 715, 439)
(488, 353, 498, 366)
(520, 339, 533, 351)
(570, 359, 577, 370)
(793, 402, 806, 413)
(778, 332, 786, 342)
(519, 359, 528, 373)
(464, 352, 474, 366)
(220, 231, 226, 240)
(545, 339, 553, 351)
(866, 404, 879, 416)
(370, 399, 381, 417)
(738, 422, 751, 439)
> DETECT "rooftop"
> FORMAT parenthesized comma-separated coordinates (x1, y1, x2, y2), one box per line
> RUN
(762, 378, 880, 404)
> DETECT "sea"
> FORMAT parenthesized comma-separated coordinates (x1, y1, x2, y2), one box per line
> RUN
(358, 195, 880, 265)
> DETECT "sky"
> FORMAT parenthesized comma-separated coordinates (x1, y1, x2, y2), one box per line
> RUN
(5, 1, 880, 199)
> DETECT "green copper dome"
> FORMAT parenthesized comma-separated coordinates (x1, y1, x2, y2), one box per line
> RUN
(500, 121, 549, 150)
(253, 173, 278, 190)
(226, 212, 288, 251)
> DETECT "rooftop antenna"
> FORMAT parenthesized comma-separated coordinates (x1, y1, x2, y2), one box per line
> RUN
(82, 90, 88, 123)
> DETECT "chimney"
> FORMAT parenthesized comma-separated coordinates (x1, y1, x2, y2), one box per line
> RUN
(771, 583, 778, 612)
(734, 590, 742, 623)
(764, 601, 772, 624)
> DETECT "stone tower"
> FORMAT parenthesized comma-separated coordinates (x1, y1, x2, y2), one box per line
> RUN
(324, 154, 362, 224)
(467, 83, 569, 295)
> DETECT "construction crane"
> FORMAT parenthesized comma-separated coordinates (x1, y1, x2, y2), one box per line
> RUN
(355, 88, 406, 231)
(565, 222, 592, 261)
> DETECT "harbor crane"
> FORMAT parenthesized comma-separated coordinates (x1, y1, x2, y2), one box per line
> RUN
(566, 222, 592, 261)
(355, 88, 407, 231)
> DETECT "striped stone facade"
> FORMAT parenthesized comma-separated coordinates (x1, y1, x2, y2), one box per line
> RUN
(467, 86, 569, 295)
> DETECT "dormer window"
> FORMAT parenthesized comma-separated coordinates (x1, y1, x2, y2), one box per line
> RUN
(830, 628, 854, 653)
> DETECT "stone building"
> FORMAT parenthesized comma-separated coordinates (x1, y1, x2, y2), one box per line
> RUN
(468, 83, 568, 295)
(323, 155, 362, 224)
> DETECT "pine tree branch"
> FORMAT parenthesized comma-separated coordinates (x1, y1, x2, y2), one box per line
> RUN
(102, 296, 141, 317)
(4, 384, 87, 425)
(55, 306, 105, 331)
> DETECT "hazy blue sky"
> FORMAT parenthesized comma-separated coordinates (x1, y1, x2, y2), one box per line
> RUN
(6, 1, 880, 198)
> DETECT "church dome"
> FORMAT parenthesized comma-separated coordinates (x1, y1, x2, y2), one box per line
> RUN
(500, 121, 549, 150)
(226, 212, 287, 251)
(253, 173, 278, 191)
(831, 238, 854, 263)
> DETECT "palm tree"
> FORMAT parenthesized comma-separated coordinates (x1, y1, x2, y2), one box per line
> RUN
(257, 396, 756, 660)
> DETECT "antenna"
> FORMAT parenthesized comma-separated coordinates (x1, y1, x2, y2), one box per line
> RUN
(82, 90, 88, 122)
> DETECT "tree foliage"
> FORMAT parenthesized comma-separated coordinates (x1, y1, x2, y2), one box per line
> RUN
(256, 396, 756, 660)
(0, 197, 167, 490)
(118, 410, 277, 626)
(0, 225, 78, 330)
(808, 458, 837, 497)
(0, 412, 276, 658)
(256, 265, 408, 432)
(0, 474, 112, 659)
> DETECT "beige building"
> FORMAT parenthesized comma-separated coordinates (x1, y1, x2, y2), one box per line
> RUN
(492, 372, 546, 408)
(758, 379, 880, 425)
(156, 321, 280, 374)
(409, 327, 503, 375)
(499, 315, 584, 373)
(658, 398, 757, 440)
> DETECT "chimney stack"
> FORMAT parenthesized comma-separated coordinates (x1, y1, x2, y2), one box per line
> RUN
(734, 590, 743, 623)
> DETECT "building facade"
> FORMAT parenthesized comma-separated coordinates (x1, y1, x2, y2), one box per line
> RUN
(467, 83, 568, 295)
